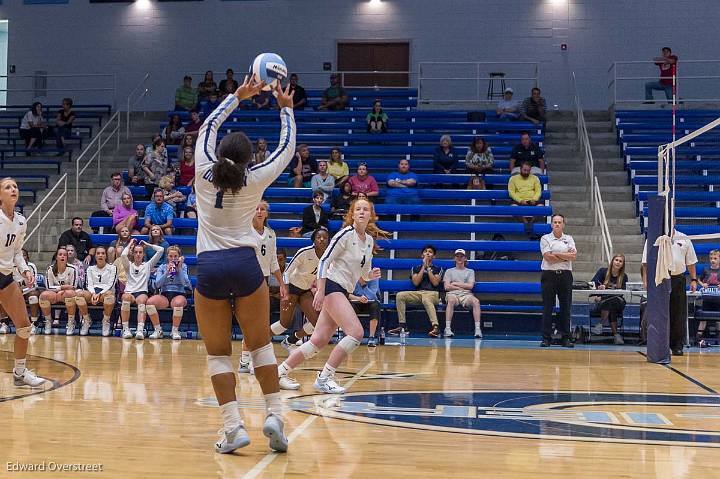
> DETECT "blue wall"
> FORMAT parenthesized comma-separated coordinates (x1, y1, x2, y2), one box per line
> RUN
(0, 0, 718, 109)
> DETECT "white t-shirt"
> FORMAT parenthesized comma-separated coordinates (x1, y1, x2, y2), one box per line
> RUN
(443, 266, 475, 297)
(86, 263, 118, 295)
(641, 233, 698, 275)
(255, 226, 280, 277)
(0, 210, 30, 276)
(318, 225, 375, 294)
(284, 245, 320, 291)
(540, 233, 576, 271)
(497, 98, 520, 112)
(195, 95, 296, 254)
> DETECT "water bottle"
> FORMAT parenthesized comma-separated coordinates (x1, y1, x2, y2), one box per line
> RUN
(169, 261, 177, 279)
(379, 327, 385, 345)
(399, 328, 406, 346)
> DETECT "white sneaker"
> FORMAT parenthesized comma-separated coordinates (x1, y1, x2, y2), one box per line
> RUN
(263, 413, 288, 453)
(313, 374, 346, 394)
(214, 424, 251, 454)
(279, 374, 301, 390)
(80, 319, 91, 336)
(135, 329, 145, 340)
(614, 333, 625, 345)
(101, 320, 111, 337)
(238, 361, 251, 374)
(474, 328, 483, 339)
(591, 323, 604, 335)
(13, 369, 46, 388)
(44, 322, 52, 335)
(0, 323, 8, 334)
(149, 329, 163, 340)
(122, 328, 133, 339)
(280, 336, 297, 352)
(30, 324, 37, 336)
(66, 320, 76, 336)
(444, 329, 454, 338)
(171, 330, 182, 340)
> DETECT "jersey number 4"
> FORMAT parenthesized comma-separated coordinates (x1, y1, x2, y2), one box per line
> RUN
(5, 234, 16, 247)
(360, 255, 366, 268)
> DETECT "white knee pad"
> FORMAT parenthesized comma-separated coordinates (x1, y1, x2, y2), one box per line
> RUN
(16, 325, 32, 339)
(103, 295, 115, 306)
(299, 341, 320, 360)
(207, 355, 233, 377)
(39, 299, 51, 309)
(146, 304, 157, 315)
(303, 322, 315, 335)
(64, 297, 76, 307)
(137, 304, 146, 315)
(270, 321, 287, 335)
(172, 306, 184, 317)
(250, 343, 277, 368)
(338, 336, 361, 355)
(121, 301, 131, 312)
(28, 296, 39, 305)
(75, 296, 87, 307)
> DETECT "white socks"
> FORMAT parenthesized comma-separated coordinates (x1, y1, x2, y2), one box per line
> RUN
(219, 401, 243, 432)
(278, 362, 291, 376)
(265, 392, 283, 417)
(13, 358, 26, 376)
(270, 321, 287, 335)
(319, 364, 336, 379)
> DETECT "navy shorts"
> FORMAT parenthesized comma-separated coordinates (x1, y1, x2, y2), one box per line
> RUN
(0, 272, 15, 290)
(132, 291, 148, 299)
(196, 246, 264, 300)
(162, 291, 187, 303)
(325, 279, 349, 298)
(288, 283, 312, 298)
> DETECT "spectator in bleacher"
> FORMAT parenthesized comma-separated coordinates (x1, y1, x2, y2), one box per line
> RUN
(590, 254, 628, 345)
(142, 138, 169, 187)
(433, 135, 458, 173)
(390, 245, 444, 338)
(288, 73, 307, 110)
(146, 245, 192, 340)
(108, 226, 132, 263)
(366, 100, 389, 134)
(39, 246, 78, 335)
(327, 147, 349, 185)
(348, 162, 380, 199)
(645, 47, 678, 103)
(443, 248, 482, 338)
(350, 278, 382, 347)
(218, 68, 239, 99)
(146, 224, 169, 267)
(179, 146, 195, 186)
(90, 172, 132, 232)
(141, 189, 174, 236)
(288, 143, 317, 188)
(540, 214, 577, 348)
(112, 192, 139, 235)
(311, 159, 335, 202)
(203, 91, 221, 116)
(128, 144, 148, 187)
(300, 191, 330, 236)
(465, 137, 494, 189)
(509, 131, 545, 175)
(174, 75, 198, 111)
(20, 102, 52, 155)
(386, 159, 420, 205)
(161, 114, 185, 146)
(318, 73, 348, 111)
(197, 70, 217, 102)
(54, 97, 75, 155)
(520, 87, 546, 125)
(58, 217, 95, 265)
(185, 183, 197, 219)
(508, 161, 542, 231)
(696, 249, 720, 347)
(184, 110, 203, 139)
(332, 181, 354, 218)
(64, 244, 86, 289)
(254, 138, 270, 164)
(158, 174, 186, 213)
(496, 87, 521, 121)
(252, 89, 271, 110)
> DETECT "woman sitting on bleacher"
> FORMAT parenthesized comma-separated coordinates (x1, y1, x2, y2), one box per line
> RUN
(178, 146, 195, 187)
(433, 135, 458, 173)
(465, 137, 494, 190)
(108, 226, 132, 263)
(254, 138, 270, 164)
(590, 254, 628, 345)
(39, 247, 78, 335)
(145, 225, 169, 267)
(161, 114, 185, 146)
(112, 193, 139, 235)
(327, 147, 349, 186)
(147, 245, 192, 341)
(348, 163, 379, 199)
(54, 97, 75, 155)
(197, 70, 217, 102)
(366, 100, 389, 134)
(20, 102, 52, 155)
(332, 181, 353, 219)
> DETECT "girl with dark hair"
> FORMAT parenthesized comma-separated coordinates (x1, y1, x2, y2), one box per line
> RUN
(161, 114, 185, 145)
(591, 254, 628, 345)
(55, 98, 75, 154)
(366, 100, 389, 133)
(20, 102, 51, 154)
(327, 147, 349, 185)
(198, 70, 217, 101)
(194, 77, 295, 454)
(39, 246, 78, 335)
(332, 180, 353, 218)
(465, 136, 494, 189)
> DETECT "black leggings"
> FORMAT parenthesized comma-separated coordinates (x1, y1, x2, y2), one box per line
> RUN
(669, 274, 687, 351)
(20, 127, 53, 148)
(541, 270, 573, 340)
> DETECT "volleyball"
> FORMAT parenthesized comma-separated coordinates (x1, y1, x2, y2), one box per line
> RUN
(249, 53, 287, 91)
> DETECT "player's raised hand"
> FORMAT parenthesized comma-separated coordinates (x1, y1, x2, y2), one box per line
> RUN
(235, 75, 265, 102)
(274, 80, 294, 110)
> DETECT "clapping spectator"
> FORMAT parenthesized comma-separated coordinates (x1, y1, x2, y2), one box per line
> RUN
(509, 131, 545, 175)
(178, 146, 195, 186)
(386, 159, 420, 205)
(496, 88, 520, 121)
(366, 100, 389, 133)
(301, 191, 330, 236)
(143, 138, 170, 187)
(254, 138, 270, 164)
(590, 254, 629, 345)
(311, 159, 335, 202)
(520, 87, 546, 125)
(347, 162, 379, 198)
(174, 75, 198, 111)
(161, 114, 185, 145)
(218, 68, 239, 99)
(141, 189, 174, 236)
(327, 147, 349, 185)
(317, 73, 348, 111)
(54, 97, 75, 155)
(128, 144, 148, 187)
(288, 144, 317, 188)
(332, 181, 354, 218)
(20, 102, 51, 154)
(465, 137, 494, 189)
(433, 135, 457, 173)
(288, 73, 307, 110)
(197, 70, 217, 102)
(183, 110, 203, 139)
(252, 89, 271, 110)
(112, 193, 139, 234)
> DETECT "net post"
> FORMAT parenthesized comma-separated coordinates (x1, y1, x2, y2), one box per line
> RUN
(646, 194, 671, 364)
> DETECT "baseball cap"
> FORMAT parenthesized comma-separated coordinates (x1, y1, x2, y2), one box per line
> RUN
(454, 248, 466, 256)
(504, 87, 514, 94)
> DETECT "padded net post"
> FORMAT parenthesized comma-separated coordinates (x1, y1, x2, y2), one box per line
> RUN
(646, 195, 671, 364)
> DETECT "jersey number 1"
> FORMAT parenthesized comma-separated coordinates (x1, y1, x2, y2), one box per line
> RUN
(5, 234, 16, 247)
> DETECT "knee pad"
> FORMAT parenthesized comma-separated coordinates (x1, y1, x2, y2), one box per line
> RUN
(146, 304, 157, 315)
(299, 341, 320, 360)
(75, 296, 87, 307)
(137, 304, 146, 315)
(28, 296, 39, 305)
(207, 355, 233, 377)
(270, 321, 287, 335)
(16, 325, 32, 339)
(121, 301, 131, 312)
(337, 336, 361, 355)
(173, 306, 184, 317)
(303, 322, 315, 335)
(39, 299, 51, 309)
(64, 297, 76, 307)
(250, 343, 277, 368)
(103, 295, 115, 306)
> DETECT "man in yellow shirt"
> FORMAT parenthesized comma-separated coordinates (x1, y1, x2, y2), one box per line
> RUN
(508, 161, 542, 232)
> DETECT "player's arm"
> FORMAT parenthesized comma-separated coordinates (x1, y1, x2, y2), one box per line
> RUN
(145, 242, 165, 268)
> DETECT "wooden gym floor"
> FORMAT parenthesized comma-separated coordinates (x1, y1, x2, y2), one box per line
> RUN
(1, 334, 719, 478)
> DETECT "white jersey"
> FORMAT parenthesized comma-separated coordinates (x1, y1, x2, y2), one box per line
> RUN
(13, 262, 37, 286)
(255, 226, 280, 277)
(120, 244, 163, 294)
(195, 96, 296, 254)
(86, 263, 118, 295)
(318, 225, 374, 294)
(0, 210, 30, 276)
(284, 245, 320, 291)
(45, 264, 77, 291)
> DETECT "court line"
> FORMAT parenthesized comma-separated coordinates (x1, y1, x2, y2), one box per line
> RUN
(241, 361, 374, 479)
(0, 349, 81, 402)
(637, 351, 718, 394)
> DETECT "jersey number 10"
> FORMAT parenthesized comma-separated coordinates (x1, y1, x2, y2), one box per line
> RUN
(5, 234, 16, 247)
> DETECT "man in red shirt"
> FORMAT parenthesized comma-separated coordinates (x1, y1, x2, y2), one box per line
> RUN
(644, 47, 677, 103)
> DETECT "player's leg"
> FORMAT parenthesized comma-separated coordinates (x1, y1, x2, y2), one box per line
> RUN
(169, 294, 187, 340)
(75, 290, 93, 336)
(99, 291, 116, 337)
(290, 292, 320, 342)
(134, 294, 149, 340)
(444, 294, 458, 337)
(120, 293, 136, 339)
(278, 307, 336, 389)
(61, 290, 77, 335)
(146, 294, 168, 339)
(38, 290, 58, 334)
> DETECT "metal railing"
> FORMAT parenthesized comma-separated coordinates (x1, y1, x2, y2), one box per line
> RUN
(418, 61, 539, 105)
(126, 73, 150, 139)
(608, 60, 720, 108)
(594, 176, 613, 265)
(75, 110, 121, 202)
(0, 73, 117, 109)
(25, 174, 68, 254)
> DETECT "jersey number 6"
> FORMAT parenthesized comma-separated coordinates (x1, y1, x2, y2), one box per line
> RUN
(261, 244, 266, 256)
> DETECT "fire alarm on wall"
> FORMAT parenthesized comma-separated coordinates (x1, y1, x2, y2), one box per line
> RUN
(560, 43, 568, 51)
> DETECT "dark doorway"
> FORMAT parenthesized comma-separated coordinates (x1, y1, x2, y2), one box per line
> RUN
(337, 42, 410, 87)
